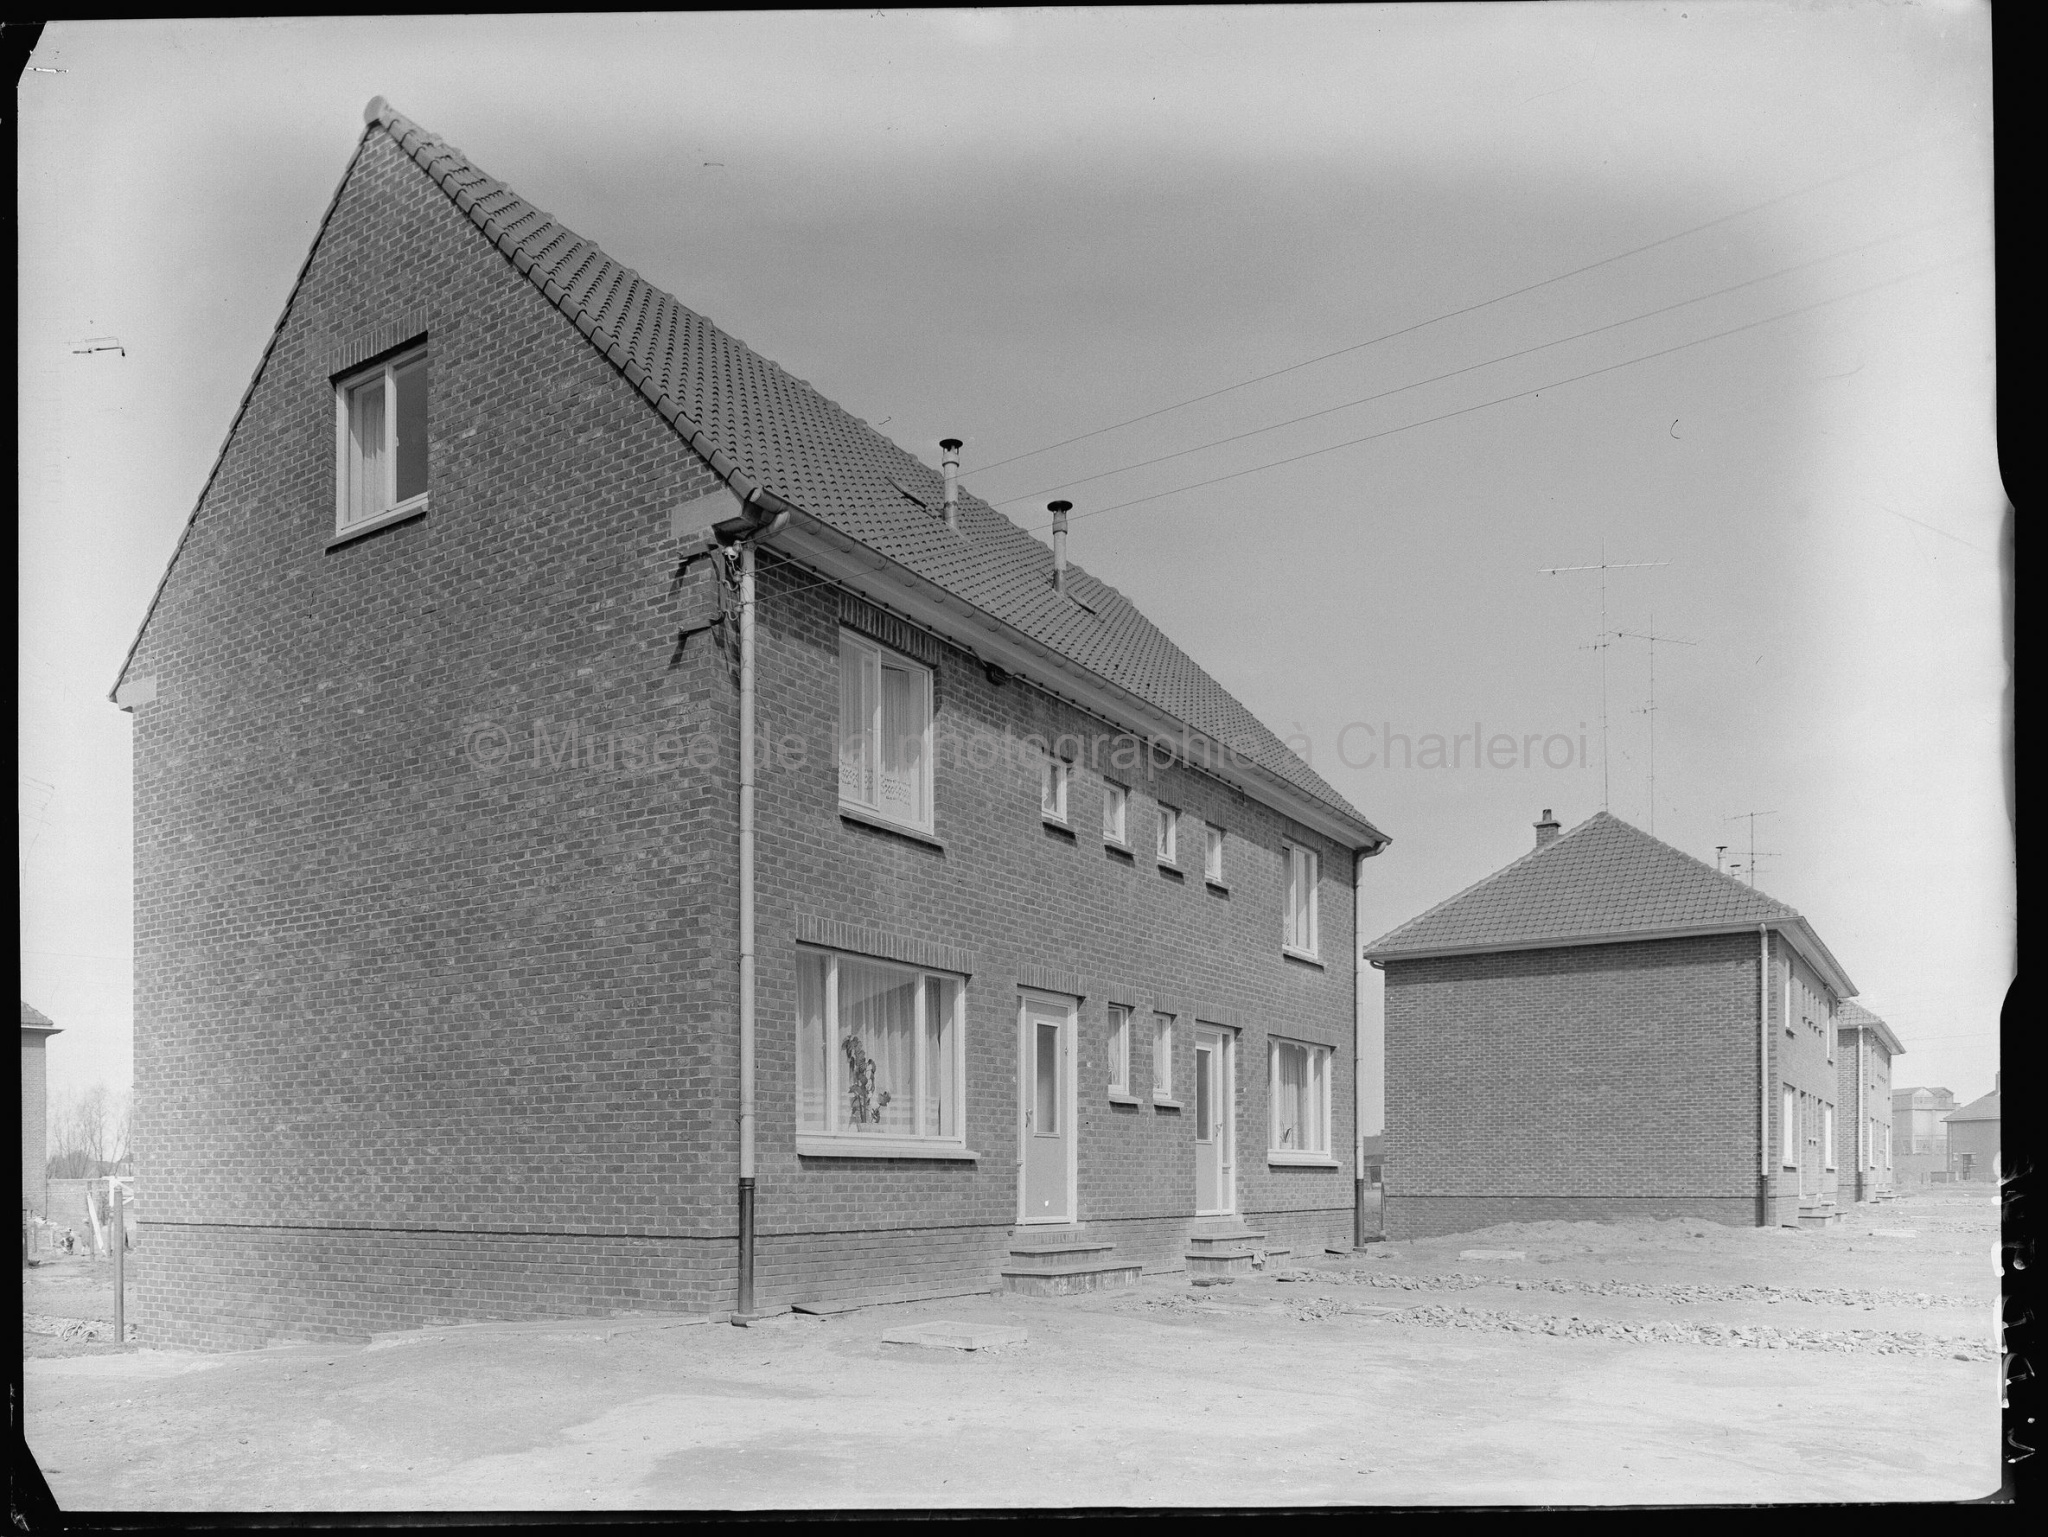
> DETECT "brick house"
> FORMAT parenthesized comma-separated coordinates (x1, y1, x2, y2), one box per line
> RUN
(109, 100, 1390, 1348)
(1944, 1076, 2000, 1182)
(1835, 1001, 1902, 1202)
(1892, 1085, 1957, 1185)
(21, 1001, 60, 1220)
(1363, 809, 1859, 1239)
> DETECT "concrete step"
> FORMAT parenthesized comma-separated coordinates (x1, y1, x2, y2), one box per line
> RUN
(1797, 1207, 1842, 1228)
(1187, 1248, 1256, 1278)
(1005, 1241, 1119, 1271)
(1000, 1261, 1144, 1297)
(1187, 1229, 1266, 1253)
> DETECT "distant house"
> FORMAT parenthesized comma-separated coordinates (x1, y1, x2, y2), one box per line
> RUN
(1364, 810, 1860, 1238)
(1835, 1001, 1902, 1202)
(21, 1001, 61, 1219)
(1892, 1085, 1956, 1184)
(108, 100, 1390, 1348)
(1944, 1076, 2000, 1182)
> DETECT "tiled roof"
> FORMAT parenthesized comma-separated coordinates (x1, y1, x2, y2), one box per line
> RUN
(1837, 1000, 1905, 1056)
(21, 1000, 57, 1029)
(365, 101, 1380, 844)
(1364, 811, 1812, 959)
(1944, 1089, 1999, 1124)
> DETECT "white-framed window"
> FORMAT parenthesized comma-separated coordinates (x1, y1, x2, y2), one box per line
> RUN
(838, 631, 933, 833)
(1284, 843, 1319, 957)
(1204, 822, 1224, 883)
(1041, 753, 1069, 823)
(335, 344, 430, 533)
(1157, 804, 1179, 865)
(1152, 1013, 1174, 1100)
(797, 948, 964, 1151)
(1102, 781, 1129, 846)
(1781, 1086, 1799, 1169)
(1107, 1004, 1131, 1096)
(1269, 1038, 1332, 1160)
(1823, 1103, 1836, 1170)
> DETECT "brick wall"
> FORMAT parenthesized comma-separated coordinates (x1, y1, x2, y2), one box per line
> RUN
(1836, 1029, 1894, 1199)
(1381, 933, 1770, 1240)
(123, 127, 1361, 1347)
(21, 1035, 49, 1215)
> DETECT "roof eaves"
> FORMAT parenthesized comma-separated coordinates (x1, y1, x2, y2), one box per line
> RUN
(1366, 917, 1804, 965)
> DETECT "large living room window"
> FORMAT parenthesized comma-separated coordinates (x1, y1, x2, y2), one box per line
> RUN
(1269, 1037, 1333, 1163)
(796, 948, 966, 1156)
(838, 631, 933, 834)
(335, 344, 429, 534)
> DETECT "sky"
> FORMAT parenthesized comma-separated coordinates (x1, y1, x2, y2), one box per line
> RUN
(18, 7, 2006, 1112)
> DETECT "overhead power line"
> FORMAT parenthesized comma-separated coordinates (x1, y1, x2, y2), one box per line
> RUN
(1025, 247, 1982, 534)
(968, 144, 1934, 480)
(992, 211, 1967, 508)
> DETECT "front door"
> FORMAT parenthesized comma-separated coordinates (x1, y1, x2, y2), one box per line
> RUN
(1019, 994, 1075, 1223)
(1194, 1026, 1235, 1216)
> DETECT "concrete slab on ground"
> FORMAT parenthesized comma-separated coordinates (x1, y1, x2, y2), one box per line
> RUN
(880, 1321, 1028, 1350)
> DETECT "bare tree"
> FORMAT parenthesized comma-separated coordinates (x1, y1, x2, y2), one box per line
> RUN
(46, 1082, 124, 1179)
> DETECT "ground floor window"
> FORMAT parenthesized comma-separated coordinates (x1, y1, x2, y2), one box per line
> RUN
(1781, 1086, 1799, 1169)
(1822, 1103, 1836, 1171)
(1153, 1013, 1175, 1100)
(1106, 1004, 1132, 1095)
(798, 949, 963, 1142)
(1269, 1038, 1331, 1159)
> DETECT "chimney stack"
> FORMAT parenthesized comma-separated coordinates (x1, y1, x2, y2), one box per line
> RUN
(940, 438, 962, 530)
(1534, 809, 1561, 847)
(1049, 501, 1071, 594)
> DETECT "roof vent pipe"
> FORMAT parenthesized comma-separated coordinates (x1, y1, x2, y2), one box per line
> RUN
(940, 438, 962, 529)
(1049, 501, 1071, 594)
(1535, 809, 1561, 847)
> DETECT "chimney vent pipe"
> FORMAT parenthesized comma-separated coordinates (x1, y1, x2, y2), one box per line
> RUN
(940, 438, 962, 530)
(1048, 501, 1071, 594)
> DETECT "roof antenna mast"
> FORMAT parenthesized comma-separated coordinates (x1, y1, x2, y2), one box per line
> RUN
(1538, 543, 1670, 812)
(1616, 613, 1696, 835)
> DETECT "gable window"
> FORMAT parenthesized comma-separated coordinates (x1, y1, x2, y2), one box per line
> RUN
(1781, 1086, 1799, 1169)
(1106, 1004, 1132, 1097)
(797, 948, 964, 1152)
(1152, 1014, 1175, 1101)
(1204, 822, 1225, 884)
(838, 631, 933, 833)
(1102, 782, 1129, 846)
(1284, 843, 1320, 957)
(1269, 1038, 1332, 1161)
(1157, 804, 1179, 865)
(335, 345, 429, 533)
(1041, 754, 1069, 823)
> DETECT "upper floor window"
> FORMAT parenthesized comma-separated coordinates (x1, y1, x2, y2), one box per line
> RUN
(838, 631, 932, 833)
(1203, 822, 1225, 884)
(1270, 1038, 1331, 1160)
(335, 345, 429, 533)
(1041, 754, 1069, 823)
(1102, 782, 1130, 846)
(1156, 804, 1179, 865)
(1106, 1004, 1132, 1096)
(1284, 843, 1320, 957)
(797, 948, 963, 1146)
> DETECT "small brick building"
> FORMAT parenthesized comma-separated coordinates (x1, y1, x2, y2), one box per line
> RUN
(1944, 1077, 2000, 1182)
(21, 1001, 60, 1219)
(1364, 810, 1861, 1239)
(110, 101, 1390, 1348)
(1835, 1000, 1902, 1202)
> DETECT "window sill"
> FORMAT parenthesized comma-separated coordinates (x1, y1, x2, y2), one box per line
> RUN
(1152, 1097, 1183, 1111)
(839, 803, 944, 850)
(326, 498, 428, 550)
(1267, 1151, 1341, 1168)
(1107, 1091, 1142, 1107)
(1157, 858, 1182, 873)
(1281, 946, 1324, 969)
(1042, 815, 1075, 836)
(797, 1134, 978, 1160)
(1205, 880, 1229, 895)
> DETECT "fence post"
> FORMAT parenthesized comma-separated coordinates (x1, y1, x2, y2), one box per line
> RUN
(111, 1182, 125, 1346)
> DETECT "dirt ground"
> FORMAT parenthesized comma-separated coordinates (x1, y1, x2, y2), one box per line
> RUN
(21, 1186, 2004, 1510)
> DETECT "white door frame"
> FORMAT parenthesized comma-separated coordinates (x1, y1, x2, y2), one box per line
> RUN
(1194, 1024, 1237, 1217)
(1017, 989, 1079, 1225)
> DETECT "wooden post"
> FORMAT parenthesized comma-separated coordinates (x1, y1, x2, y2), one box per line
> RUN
(111, 1182, 125, 1345)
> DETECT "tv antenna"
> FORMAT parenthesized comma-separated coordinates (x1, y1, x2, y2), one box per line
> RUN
(1617, 618, 1696, 834)
(1539, 544, 1670, 809)
(1725, 809, 1780, 887)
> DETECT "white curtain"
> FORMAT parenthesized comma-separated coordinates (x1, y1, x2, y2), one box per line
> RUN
(877, 661, 924, 822)
(839, 642, 875, 805)
(797, 952, 828, 1131)
(924, 977, 956, 1137)
(1276, 1042, 1308, 1149)
(347, 374, 388, 524)
(838, 958, 915, 1134)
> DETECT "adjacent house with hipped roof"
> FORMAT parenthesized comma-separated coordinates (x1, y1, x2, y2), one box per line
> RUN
(1364, 809, 1857, 1238)
(1944, 1077, 2000, 1182)
(1892, 1085, 1956, 1184)
(1835, 1000, 1903, 1203)
(109, 100, 1389, 1348)
(21, 1001, 61, 1220)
